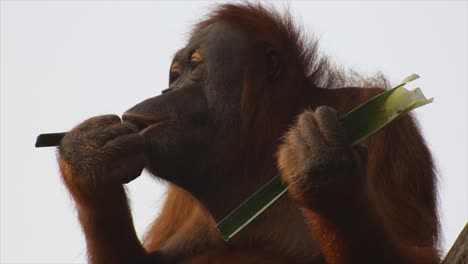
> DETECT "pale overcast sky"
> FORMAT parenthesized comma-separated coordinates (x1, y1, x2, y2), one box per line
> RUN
(1, 1, 467, 263)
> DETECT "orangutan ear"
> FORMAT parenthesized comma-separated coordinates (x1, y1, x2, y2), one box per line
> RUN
(266, 48, 280, 80)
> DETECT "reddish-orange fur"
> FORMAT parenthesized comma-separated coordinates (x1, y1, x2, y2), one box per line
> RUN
(59, 4, 439, 264)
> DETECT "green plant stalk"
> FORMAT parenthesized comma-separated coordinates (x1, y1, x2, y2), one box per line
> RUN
(216, 74, 433, 241)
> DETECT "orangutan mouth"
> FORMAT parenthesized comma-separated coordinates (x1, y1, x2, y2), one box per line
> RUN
(121, 113, 169, 135)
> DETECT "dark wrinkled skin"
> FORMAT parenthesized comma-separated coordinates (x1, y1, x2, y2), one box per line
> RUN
(123, 23, 252, 217)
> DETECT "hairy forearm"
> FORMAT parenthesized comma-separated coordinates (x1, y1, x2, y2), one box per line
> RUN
(72, 184, 148, 264)
(61, 159, 149, 263)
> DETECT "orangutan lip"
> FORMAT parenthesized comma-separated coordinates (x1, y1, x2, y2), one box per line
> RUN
(139, 121, 168, 135)
(121, 113, 169, 135)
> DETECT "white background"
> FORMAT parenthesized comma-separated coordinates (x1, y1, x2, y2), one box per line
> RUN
(1, 1, 466, 263)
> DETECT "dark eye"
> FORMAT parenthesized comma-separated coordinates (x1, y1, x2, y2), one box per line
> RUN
(190, 60, 200, 69)
(169, 62, 181, 83)
(169, 71, 180, 83)
(190, 50, 204, 69)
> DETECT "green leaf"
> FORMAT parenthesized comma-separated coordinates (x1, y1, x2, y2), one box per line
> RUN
(216, 176, 287, 241)
(216, 74, 433, 241)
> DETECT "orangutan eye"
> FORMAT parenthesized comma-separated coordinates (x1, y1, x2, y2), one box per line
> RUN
(190, 50, 204, 68)
(169, 62, 181, 83)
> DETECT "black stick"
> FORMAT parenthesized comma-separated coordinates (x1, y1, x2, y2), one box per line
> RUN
(35, 132, 66, 148)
